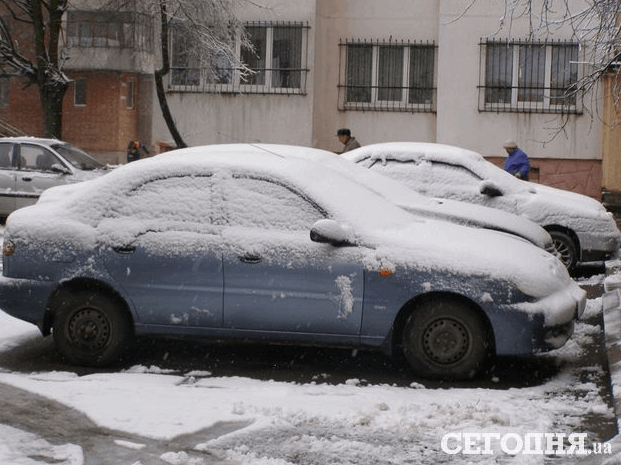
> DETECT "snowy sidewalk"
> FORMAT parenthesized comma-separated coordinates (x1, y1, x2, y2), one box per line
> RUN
(579, 260, 621, 464)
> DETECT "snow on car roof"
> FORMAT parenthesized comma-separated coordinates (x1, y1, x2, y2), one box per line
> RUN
(8, 144, 573, 304)
(344, 142, 530, 192)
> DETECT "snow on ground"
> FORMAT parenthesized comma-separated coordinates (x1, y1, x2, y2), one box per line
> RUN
(0, 294, 617, 465)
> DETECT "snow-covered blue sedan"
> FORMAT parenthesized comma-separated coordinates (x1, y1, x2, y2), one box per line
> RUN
(0, 144, 586, 379)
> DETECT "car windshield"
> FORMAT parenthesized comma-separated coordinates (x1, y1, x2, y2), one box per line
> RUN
(52, 143, 104, 170)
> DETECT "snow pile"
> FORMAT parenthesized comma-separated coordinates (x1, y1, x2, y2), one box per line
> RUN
(0, 292, 615, 464)
(0, 425, 83, 465)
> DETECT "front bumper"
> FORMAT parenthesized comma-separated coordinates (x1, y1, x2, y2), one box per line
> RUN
(579, 232, 621, 263)
(490, 284, 586, 355)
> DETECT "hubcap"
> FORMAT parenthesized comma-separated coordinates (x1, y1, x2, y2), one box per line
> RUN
(422, 318, 469, 364)
(553, 239, 572, 267)
(68, 308, 110, 352)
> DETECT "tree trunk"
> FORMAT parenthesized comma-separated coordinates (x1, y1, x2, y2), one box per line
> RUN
(39, 69, 68, 139)
(154, 70, 186, 148)
(31, 0, 68, 139)
(155, 0, 187, 149)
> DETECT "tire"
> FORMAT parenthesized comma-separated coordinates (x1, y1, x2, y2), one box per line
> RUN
(548, 230, 577, 271)
(401, 299, 492, 380)
(52, 290, 133, 367)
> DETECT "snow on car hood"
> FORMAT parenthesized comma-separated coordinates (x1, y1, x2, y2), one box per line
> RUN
(5, 144, 574, 301)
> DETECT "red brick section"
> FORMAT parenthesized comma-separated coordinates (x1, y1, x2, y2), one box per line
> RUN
(0, 71, 140, 164)
(0, 78, 45, 136)
(487, 156, 603, 200)
(63, 71, 141, 158)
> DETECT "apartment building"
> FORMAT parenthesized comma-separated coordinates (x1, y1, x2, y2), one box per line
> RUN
(0, 0, 614, 199)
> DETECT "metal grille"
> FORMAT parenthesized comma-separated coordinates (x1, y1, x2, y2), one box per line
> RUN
(170, 21, 309, 95)
(338, 39, 436, 112)
(478, 38, 582, 114)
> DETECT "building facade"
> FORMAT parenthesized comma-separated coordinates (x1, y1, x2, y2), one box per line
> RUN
(0, 0, 613, 199)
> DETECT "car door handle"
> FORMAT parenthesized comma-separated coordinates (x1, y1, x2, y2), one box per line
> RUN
(21, 177, 32, 182)
(113, 246, 136, 254)
(239, 253, 261, 264)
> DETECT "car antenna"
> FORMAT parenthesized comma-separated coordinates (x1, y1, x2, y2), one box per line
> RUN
(216, 132, 285, 158)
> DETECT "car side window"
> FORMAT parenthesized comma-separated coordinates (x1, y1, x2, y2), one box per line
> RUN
(117, 175, 219, 231)
(429, 162, 482, 186)
(368, 159, 427, 190)
(221, 177, 325, 231)
(0, 143, 14, 169)
(19, 144, 62, 172)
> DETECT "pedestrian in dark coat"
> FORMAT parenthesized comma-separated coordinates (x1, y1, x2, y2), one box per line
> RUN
(127, 140, 149, 163)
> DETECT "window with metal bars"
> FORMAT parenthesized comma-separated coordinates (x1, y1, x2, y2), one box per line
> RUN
(170, 21, 309, 95)
(338, 39, 436, 112)
(479, 39, 581, 113)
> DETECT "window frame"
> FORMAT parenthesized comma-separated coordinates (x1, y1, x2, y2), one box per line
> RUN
(479, 39, 582, 114)
(168, 21, 309, 95)
(338, 39, 437, 113)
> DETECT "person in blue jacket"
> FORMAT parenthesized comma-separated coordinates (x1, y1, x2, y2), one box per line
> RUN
(503, 139, 530, 181)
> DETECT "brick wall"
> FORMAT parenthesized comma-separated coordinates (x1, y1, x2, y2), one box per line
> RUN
(0, 77, 45, 137)
(487, 156, 603, 200)
(63, 71, 142, 164)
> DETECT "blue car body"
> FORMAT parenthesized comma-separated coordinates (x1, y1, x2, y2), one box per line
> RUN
(0, 144, 586, 379)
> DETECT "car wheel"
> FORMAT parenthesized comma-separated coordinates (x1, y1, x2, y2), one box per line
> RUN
(402, 299, 492, 380)
(548, 230, 577, 271)
(52, 290, 133, 366)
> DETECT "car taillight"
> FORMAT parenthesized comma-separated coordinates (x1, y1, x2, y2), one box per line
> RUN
(3, 240, 15, 256)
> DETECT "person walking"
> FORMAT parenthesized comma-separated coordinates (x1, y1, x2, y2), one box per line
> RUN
(503, 139, 530, 181)
(127, 140, 149, 163)
(336, 128, 361, 154)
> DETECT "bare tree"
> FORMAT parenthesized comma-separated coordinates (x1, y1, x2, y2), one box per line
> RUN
(0, 0, 69, 138)
(106, 0, 254, 148)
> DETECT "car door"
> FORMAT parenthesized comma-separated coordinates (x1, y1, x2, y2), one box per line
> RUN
(423, 161, 520, 213)
(0, 142, 17, 215)
(101, 175, 224, 329)
(218, 175, 364, 338)
(370, 159, 519, 213)
(14, 143, 71, 209)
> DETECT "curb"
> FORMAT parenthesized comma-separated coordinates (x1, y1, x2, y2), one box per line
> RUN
(579, 259, 621, 463)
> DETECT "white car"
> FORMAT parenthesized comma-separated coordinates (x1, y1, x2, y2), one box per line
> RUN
(343, 142, 621, 271)
(0, 137, 109, 217)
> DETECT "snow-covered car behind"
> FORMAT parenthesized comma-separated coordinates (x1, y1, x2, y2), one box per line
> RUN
(239, 144, 555, 253)
(0, 144, 586, 380)
(0, 137, 109, 217)
(343, 142, 621, 271)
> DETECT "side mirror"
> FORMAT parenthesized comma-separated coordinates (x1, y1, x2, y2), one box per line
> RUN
(480, 181, 503, 197)
(51, 163, 71, 175)
(310, 219, 355, 246)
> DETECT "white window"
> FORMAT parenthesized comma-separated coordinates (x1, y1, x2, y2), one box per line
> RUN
(169, 21, 309, 95)
(339, 40, 436, 112)
(480, 39, 581, 113)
